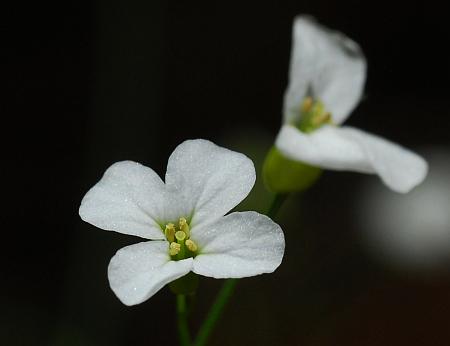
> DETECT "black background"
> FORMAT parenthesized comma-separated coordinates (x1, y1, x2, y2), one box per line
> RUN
(4, 1, 450, 345)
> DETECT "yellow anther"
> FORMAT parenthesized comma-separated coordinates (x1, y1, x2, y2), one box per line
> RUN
(312, 112, 332, 126)
(311, 100, 325, 115)
(169, 242, 181, 256)
(164, 223, 175, 243)
(179, 217, 190, 238)
(185, 239, 198, 252)
(298, 96, 333, 133)
(301, 96, 313, 112)
(175, 231, 186, 242)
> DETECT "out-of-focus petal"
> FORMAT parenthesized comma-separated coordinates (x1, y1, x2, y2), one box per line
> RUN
(276, 125, 372, 172)
(276, 125, 427, 193)
(283, 16, 366, 125)
(340, 126, 428, 193)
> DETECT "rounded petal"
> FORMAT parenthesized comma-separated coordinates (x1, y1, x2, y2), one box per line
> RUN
(165, 140, 256, 228)
(108, 241, 193, 306)
(276, 125, 428, 193)
(79, 161, 170, 239)
(283, 15, 366, 125)
(191, 212, 285, 278)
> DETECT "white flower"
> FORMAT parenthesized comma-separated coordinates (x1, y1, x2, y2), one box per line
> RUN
(79, 139, 285, 306)
(276, 15, 427, 193)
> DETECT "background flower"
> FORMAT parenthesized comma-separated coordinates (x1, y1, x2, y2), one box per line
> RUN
(275, 16, 428, 193)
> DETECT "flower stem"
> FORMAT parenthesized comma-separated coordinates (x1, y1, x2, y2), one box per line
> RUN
(267, 193, 287, 220)
(177, 294, 191, 346)
(193, 279, 238, 346)
(193, 193, 286, 346)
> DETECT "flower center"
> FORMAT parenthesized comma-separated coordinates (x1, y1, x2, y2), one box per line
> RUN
(164, 217, 198, 260)
(297, 96, 333, 133)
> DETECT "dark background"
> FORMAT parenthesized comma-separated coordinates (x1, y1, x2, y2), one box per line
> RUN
(4, 1, 450, 345)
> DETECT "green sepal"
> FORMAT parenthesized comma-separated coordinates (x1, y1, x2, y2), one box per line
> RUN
(263, 146, 322, 193)
(169, 272, 199, 295)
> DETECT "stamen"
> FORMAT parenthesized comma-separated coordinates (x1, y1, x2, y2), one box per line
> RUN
(169, 242, 181, 256)
(312, 112, 331, 126)
(179, 217, 190, 238)
(165, 223, 175, 243)
(301, 96, 313, 112)
(298, 97, 333, 133)
(185, 239, 198, 252)
(164, 218, 196, 259)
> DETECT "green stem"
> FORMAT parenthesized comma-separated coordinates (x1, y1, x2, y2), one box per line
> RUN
(177, 294, 191, 346)
(266, 193, 287, 220)
(193, 279, 238, 346)
(193, 193, 286, 346)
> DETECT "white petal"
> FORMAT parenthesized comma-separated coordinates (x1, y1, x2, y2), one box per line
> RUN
(283, 15, 366, 125)
(165, 140, 256, 228)
(191, 212, 285, 278)
(79, 161, 171, 239)
(276, 125, 371, 171)
(108, 241, 193, 306)
(339, 127, 428, 193)
(276, 125, 428, 193)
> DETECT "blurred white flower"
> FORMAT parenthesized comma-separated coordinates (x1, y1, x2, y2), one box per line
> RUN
(357, 148, 450, 271)
(79, 139, 285, 305)
(275, 16, 427, 193)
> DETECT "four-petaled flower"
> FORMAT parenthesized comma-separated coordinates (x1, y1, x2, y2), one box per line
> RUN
(79, 139, 285, 305)
(276, 16, 427, 193)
